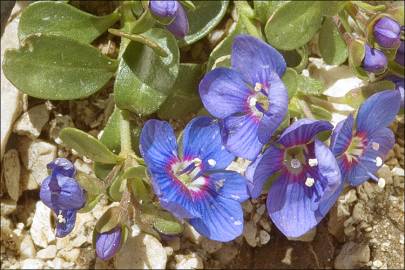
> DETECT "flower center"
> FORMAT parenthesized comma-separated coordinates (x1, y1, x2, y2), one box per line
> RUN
(248, 82, 269, 117)
(284, 145, 319, 188)
(170, 158, 206, 192)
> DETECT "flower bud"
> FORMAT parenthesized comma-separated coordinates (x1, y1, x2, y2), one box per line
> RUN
(373, 17, 401, 48)
(395, 40, 404, 66)
(96, 227, 122, 261)
(149, 0, 178, 18)
(166, 3, 189, 38)
(47, 158, 76, 177)
(361, 44, 387, 73)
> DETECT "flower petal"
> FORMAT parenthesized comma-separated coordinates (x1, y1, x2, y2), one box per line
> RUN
(55, 209, 77, 238)
(258, 72, 288, 143)
(356, 90, 401, 136)
(149, 0, 178, 17)
(205, 170, 249, 203)
(167, 3, 189, 38)
(330, 114, 354, 156)
(246, 145, 284, 199)
(47, 158, 76, 177)
(199, 68, 250, 119)
(182, 116, 234, 170)
(278, 119, 333, 148)
(96, 226, 122, 261)
(222, 113, 262, 160)
(231, 35, 286, 84)
(140, 119, 178, 172)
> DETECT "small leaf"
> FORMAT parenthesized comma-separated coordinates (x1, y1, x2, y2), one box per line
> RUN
(95, 207, 122, 233)
(319, 18, 348, 65)
(179, 0, 229, 47)
(282, 68, 298, 98)
(158, 63, 203, 119)
(76, 173, 104, 195)
(79, 194, 102, 213)
(296, 75, 325, 96)
(320, 1, 347, 17)
(265, 1, 323, 50)
(18, 1, 120, 44)
(122, 166, 147, 179)
(180, 0, 196, 11)
(140, 206, 184, 235)
(348, 39, 368, 80)
(253, 1, 287, 23)
(310, 104, 332, 121)
(114, 28, 180, 115)
(60, 128, 120, 164)
(108, 172, 126, 202)
(3, 34, 117, 100)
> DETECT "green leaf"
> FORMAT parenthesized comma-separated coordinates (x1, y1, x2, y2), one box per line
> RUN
(180, 0, 196, 11)
(3, 34, 117, 100)
(122, 166, 147, 180)
(282, 68, 298, 98)
(79, 194, 102, 213)
(296, 75, 325, 96)
(140, 206, 184, 235)
(114, 28, 180, 115)
(253, 1, 287, 23)
(108, 172, 126, 202)
(320, 1, 347, 17)
(348, 39, 368, 80)
(76, 173, 104, 195)
(18, 1, 119, 44)
(60, 127, 120, 164)
(95, 207, 122, 233)
(319, 18, 348, 65)
(157, 63, 203, 119)
(310, 104, 332, 121)
(264, 1, 323, 50)
(179, 1, 229, 47)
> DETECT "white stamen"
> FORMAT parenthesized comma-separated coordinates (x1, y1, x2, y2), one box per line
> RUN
(308, 158, 318, 167)
(375, 156, 383, 167)
(208, 159, 216, 167)
(372, 142, 380, 151)
(378, 178, 386, 188)
(305, 177, 315, 187)
(192, 158, 202, 166)
(290, 159, 301, 169)
(249, 96, 257, 107)
(254, 82, 262, 92)
(57, 213, 66, 224)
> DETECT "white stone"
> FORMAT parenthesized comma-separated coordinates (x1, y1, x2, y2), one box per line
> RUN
(3, 149, 21, 201)
(30, 201, 55, 248)
(21, 259, 44, 269)
(334, 242, 370, 269)
(372, 260, 383, 268)
(243, 220, 258, 247)
(201, 238, 222, 254)
(256, 204, 266, 216)
(259, 230, 271, 245)
(14, 104, 49, 138)
(184, 223, 203, 244)
(58, 248, 80, 262)
(19, 234, 36, 259)
(392, 167, 404, 177)
(1, 5, 23, 158)
(174, 253, 203, 269)
(72, 235, 87, 248)
(114, 234, 167, 269)
(1, 199, 17, 216)
(36, 245, 57, 260)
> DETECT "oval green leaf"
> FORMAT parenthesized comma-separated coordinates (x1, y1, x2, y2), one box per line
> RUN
(60, 127, 120, 164)
(179, 0, 229, 47)
(264, 1, 323, 50)
(114, 28, 180, 115)
(95, 207, 122, 233)
(3, 34, 117, 100)
(18, 1, 120, 44)
(153, 211, 184, 235)
(319, 18, 348, 65)
(281, 68, 298, 98)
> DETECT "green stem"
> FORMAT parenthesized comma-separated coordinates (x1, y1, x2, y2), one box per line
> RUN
(120, 110, 133, 157)
(297, 99, 315, 119)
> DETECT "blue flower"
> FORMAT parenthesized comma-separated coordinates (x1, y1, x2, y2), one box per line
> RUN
(395, 39, 404, 66)
(373, 16, 401, 48)
(199, 35, 288, 160)
(361, 44, 387, 73)
(96, 226, 122, 261)
(39, 158, 85, 237)
(246, 119, 342, 237)
(386, 75, 404, 108)
(330, 90, 401, 187)
(140, 116, 249, 242)
(149, 0, 189, 38)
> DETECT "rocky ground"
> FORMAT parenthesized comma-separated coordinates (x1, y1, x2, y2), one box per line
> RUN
(1, 2, 404, 270)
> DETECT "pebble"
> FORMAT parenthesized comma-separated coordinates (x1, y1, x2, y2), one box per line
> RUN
(214, 245, 238, 264)
(201, 238, 222, 254)
(36, 245, 57, 260)
(13, 103, 49, 139)
(19, 234, 36, 259)
(114, 234, 167, 269)
(377, 165, 393, 185)
(3, 149, 21, 201)
(334, 242, 370, 269)
(243, 200, 254, 214)
(372, 260, 383, 268)
(256, 204, 266, 215)
(21, 259, 44, 269)
(259, 230, 271, 245)
(1, 199, 17, 216)
(30, 201, 55, 248)
(58, 248, 80, 262)
(174, 253, 203, 269)
(243, 220, 258, 247)
(72, 235, 87, 248)
(184, 223, 203, 245)
(166, 237, 180, 251)
(259, 218, 271, 232)
(392, 167, 404, 177)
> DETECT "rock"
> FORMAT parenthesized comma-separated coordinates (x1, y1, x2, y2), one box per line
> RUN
(21, 259, 44, 269)
(378, 165, 393, 185)
(201, 238, 222, 254)
(1, 4, 23, 158)
(334, 242, 370, 269)
(1, 199, 17, 216)
(243, 200, 254, 214)
(165, 246, 174, 256)
(58, 248, 80, 262)
(288, 227, 317, 242)
(259, 218, 272, 232)
(36, 245, 57, 260)
(392, 167, 404, 177)
(114, 234, 167, 269)
(174, 253, 203, 269)
(72, 235, 87, 248)
(30, 201, 55, 248)
(259, 230, 271, 245)
(243, 220, 258, 247)
(3, 149, 21, 201)
(73, 159, 93, 175)
(184, 223, 203, 245)
(19, 234, 36, 259)
(13, 104, 49, 139)
(214, 245, 238, 265)
(256, 204, 266, 216)
(49, 114, 74, 143)
(372, 260, 383, 268)
(352, 202, 366, 222)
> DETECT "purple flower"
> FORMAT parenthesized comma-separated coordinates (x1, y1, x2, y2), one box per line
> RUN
(362, 44, 387, 73)
(386, 75, 404, 108)
(373, 16, 401, 48)
(330, 90, 401, 186)
(40, 158, 85, 237)
(140, 116, 249, 242)
(199, 35, 288, 160)
(96, 226, 122, 261)
(395, 40, 404, 66)
(149, 0, 189, 38)
(246, 119, 342, 237)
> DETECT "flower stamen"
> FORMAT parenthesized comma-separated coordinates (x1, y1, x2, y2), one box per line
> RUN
(305, 177, 315, 187)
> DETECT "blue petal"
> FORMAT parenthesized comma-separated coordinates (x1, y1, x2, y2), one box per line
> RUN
(149, 0, 178, 17)
(356, 90, 401, 136)
(47, 158, 76, 178)
(199, 68, 250, 119)
(205, 170, 249, 203)
(96, 226, 122, 261)
(258, 71, 288, 144)
(55, 209, 77, 238)
(189, 196, 244, 242)
(167, 3, 189, 38)
(182, 116, 234, 170)
(278, 119, 333, 148)
(222, 113, 262, 160)
(330, 114, 354, 156)
(246, 145, 284, 198)
(231, 35, 287, 84)
(140, 120, 178, 173)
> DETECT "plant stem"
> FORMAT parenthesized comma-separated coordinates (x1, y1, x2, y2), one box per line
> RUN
(120, 110, 133, 157)
(297, 99, 315, 119)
